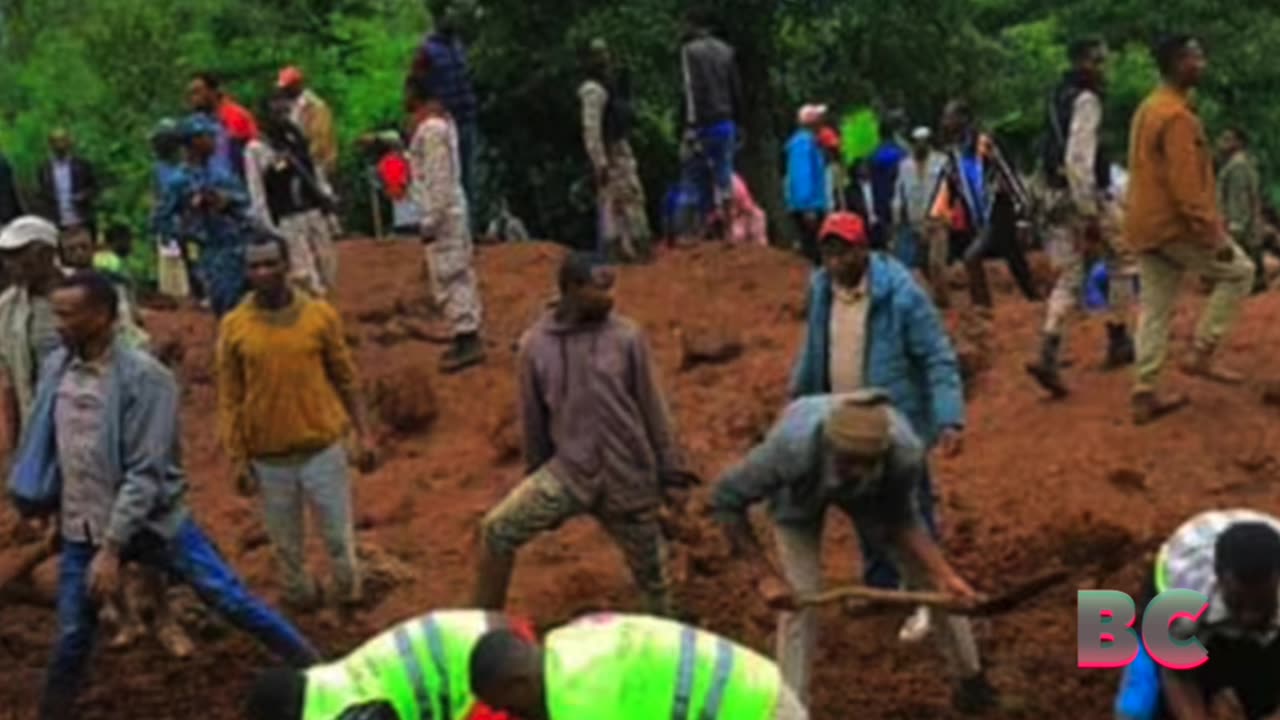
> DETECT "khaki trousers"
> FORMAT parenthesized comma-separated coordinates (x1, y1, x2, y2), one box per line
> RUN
(1133, 239, 1254, 393)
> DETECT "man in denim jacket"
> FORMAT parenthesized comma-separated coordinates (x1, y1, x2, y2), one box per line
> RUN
(10, 271, 318, 720)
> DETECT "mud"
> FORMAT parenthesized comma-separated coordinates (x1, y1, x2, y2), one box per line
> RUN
(2, 238, 1280, 719)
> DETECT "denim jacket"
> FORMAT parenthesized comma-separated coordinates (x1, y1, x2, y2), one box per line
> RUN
(711, 392, 927, 528)
(789, 254, 964, 447)
(11, 338, 188, 546)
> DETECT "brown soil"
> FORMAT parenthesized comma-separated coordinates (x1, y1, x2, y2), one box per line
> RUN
(3, 238, 1280, 719)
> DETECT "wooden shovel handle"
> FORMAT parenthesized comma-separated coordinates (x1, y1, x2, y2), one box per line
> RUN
(798, 584, 978, 611)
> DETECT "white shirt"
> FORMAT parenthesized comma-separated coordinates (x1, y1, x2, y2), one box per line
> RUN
(53, 160, 80, 226)
(828, 275, 870, 393)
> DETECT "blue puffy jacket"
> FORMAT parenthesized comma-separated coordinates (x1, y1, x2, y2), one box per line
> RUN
(789, 253, 964, 447)
(784, 129, 830, 213)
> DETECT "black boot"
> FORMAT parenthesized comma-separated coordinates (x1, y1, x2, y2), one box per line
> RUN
(953, 672, 999, 714)
(1103, 322, 1135, 369)
(1025, 332, 1069, 398)
(440, 332, 486, 373)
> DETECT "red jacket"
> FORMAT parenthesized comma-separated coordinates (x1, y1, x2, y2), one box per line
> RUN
(218, 98, 259, 142)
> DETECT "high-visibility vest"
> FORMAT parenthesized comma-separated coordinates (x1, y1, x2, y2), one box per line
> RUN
(545, 614, 781, 720)
(302, 610, 500, 720)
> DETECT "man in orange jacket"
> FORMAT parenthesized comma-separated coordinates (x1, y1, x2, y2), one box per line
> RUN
(1124, 35, 1255, 425)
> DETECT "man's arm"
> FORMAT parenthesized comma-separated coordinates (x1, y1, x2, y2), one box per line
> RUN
(418, 121, 455, 238)
(578, 83, 610, 177)
(1065, 92, 1102, 218)
(319, 306, 372, 444)
(627, 330, 688, 481)
(0, 365, 17, 454)
(899, 281, 965, 434)
(105, 365, 181, 550)
(710, 437, 791, 584)
(728, 50, 744, 127)
(313, 100, 339, 174)
(79, 159, 100, 202)
(1162, 114, 1221, 245)
(516, 338, 554, 474)
(1159, 667, 1210, 720)
(214, 320, 249, 473)
(241, 144, 277, 232)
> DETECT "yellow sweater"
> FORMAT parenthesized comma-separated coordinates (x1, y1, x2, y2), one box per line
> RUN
(217, 292, 358, 464)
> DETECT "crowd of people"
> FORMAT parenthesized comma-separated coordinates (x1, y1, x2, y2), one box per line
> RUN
(1, 7, 1280, 720)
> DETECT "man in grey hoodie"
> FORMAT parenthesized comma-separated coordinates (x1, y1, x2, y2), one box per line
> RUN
(473, 252, 693, 615)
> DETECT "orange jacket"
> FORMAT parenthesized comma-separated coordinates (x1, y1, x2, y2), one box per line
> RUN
(1124, 86, 1221, 252)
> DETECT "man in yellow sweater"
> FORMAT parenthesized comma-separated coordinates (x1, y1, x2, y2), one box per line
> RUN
(217, 233, 377, 613)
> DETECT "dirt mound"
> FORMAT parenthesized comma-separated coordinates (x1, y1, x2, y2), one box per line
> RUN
(4, 238, 1280, 719)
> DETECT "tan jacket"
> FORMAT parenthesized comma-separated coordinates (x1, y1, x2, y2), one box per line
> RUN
(1125, 85, 1221, 252)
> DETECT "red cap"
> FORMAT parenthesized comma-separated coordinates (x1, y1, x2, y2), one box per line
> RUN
(277, 66, 304, 88)
(820, 212, 868, 246)
(817, 126, 841, 152)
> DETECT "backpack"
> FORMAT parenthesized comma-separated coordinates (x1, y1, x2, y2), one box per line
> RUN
(602, 68, 635, 145)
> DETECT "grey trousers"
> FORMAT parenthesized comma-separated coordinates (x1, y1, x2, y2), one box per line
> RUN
(253, 442, 360, 605)
(773, 521, 981, 706)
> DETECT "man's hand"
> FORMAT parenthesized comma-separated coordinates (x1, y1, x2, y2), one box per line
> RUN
(758, 575, 796, 611)
(935, 569, 979, 606)
(938, 427, 964, 458)
(355, 435, 380, 474)
(87, 546, 122, 602)
(235, 462, 259, 498)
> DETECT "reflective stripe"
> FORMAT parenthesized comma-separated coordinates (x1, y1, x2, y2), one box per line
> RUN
(393, 627, 432, 720)
(1154, 544, 1169, 594)
(699, 639, 736, 720)
(422, 616, 453, 720)
(671, 626, 698, 720)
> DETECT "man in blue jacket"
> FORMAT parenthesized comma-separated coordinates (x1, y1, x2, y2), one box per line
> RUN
(789, 211, 965, 641)
(785, 104, 832, 265)
(10, 271, 319, 720)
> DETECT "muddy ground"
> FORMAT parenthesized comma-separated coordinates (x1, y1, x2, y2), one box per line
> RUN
(2, 238, 1279, 719)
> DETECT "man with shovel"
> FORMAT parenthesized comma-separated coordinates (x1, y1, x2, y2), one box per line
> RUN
(711, 389, 995, 713)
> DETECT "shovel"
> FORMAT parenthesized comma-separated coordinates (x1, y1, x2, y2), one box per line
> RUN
(797, 569, 1068, 617)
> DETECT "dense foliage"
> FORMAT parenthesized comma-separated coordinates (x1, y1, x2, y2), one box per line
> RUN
(3, 0, 1279, 260)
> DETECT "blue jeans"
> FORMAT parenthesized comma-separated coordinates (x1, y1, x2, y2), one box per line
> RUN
(39, 518, 319, 719)
(683, 121, 736, 215)
(857, 463, 941, 589)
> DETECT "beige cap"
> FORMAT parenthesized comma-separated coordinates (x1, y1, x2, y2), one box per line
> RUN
(0, 216, 59, 251)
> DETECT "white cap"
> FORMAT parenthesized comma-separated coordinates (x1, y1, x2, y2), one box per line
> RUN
(911, 126, 932, 141)
(0, 216, 59, 251)
(797, 104, 828, 125)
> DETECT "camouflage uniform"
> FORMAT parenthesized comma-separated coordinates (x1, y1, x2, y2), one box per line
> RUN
(579, 79, 652, 262)
(409, 115, 482, 336)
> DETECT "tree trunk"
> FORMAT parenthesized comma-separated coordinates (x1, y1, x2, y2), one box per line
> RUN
(720, 2, 795, 249)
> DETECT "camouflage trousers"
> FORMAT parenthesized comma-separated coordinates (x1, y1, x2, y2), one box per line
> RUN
(480, 466, 672, 615)
(279, 209, 338, 297)
(597, 141, 653, 263)
(424, 208, 483, 335)
(1043, 206, 1138, 336)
